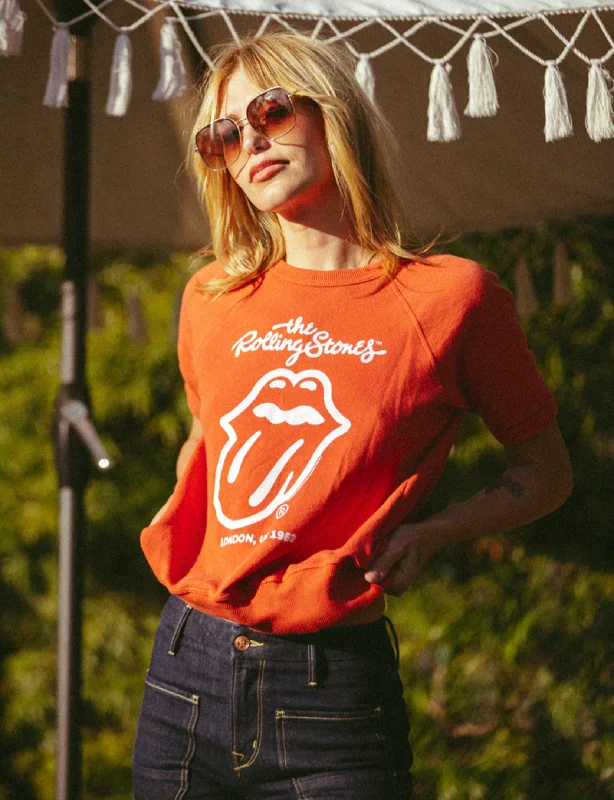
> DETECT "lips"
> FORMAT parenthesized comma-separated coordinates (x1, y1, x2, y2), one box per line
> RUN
(213, 368, 351, 530)
(250, 159, 287, 182)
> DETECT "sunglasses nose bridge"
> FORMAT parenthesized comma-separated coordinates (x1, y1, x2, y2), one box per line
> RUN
(239, 119, 271, 153)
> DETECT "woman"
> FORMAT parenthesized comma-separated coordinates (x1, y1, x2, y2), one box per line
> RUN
(132, 32, 572, 799)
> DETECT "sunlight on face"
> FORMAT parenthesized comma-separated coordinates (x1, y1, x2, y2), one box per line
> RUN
(220, 68, 338, 220)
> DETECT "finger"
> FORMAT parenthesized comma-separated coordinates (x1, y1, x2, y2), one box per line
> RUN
(381, 550, 420, 597)
(364, 547, 403, 583)
(364, 528, 412, 583)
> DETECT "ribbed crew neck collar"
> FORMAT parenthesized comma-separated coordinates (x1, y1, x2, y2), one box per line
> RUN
(270, 258, 385, 287)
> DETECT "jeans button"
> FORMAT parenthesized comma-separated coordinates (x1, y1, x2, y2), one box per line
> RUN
(234, 635, 250, 651)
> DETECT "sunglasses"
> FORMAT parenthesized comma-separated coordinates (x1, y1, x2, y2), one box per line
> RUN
(195, 86, 298, 171)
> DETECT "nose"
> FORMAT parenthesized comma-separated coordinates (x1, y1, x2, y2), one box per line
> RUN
(241, 121, 270, 155)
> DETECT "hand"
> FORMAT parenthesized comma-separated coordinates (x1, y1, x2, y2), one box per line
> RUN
(364, 523, 434, 597)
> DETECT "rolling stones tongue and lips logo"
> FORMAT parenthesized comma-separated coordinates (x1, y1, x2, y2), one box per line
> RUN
(213, 367, 351, 530)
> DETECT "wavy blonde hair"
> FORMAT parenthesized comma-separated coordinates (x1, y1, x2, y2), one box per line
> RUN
(187, 31, 436, 296)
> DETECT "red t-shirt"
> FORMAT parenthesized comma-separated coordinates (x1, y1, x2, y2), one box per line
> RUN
(140, 255, 557, 633)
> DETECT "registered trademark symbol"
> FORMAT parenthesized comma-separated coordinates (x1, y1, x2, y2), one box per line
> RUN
(276, 504, 289, 518)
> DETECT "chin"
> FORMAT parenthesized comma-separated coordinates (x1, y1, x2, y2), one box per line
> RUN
(249, 187, 304, 215)
(244, 167, 332, 216)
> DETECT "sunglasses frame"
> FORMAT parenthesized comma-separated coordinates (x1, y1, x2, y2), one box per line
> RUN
(194, 86, 299, 172)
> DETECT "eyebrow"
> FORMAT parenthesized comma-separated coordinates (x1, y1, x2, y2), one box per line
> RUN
(219, 87, 268, 121)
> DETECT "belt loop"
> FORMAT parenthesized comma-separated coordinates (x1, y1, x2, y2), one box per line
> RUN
(307, 643, 318, 687)
(168, 602, 193, 656)
(383, 616, 400, 670)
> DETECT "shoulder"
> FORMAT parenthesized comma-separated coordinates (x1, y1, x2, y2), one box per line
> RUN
(396, 253, 500, 310)
(392, 254, 517, 370)
(184, 259, 225, 294)
(394, 254, 510, 341)
(177, 261, 221, 336)
(179, 259, 227, 312)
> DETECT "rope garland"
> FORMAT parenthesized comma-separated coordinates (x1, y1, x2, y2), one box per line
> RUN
(2, 1, 614, 141)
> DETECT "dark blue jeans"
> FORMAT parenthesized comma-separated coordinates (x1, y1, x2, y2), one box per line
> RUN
(132, 594, 413, 799)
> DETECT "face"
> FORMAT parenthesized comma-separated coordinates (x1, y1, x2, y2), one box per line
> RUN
(219, 69, 338, 219)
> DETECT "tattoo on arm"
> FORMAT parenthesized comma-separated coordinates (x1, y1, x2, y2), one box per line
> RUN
(484, 474, 525, 498)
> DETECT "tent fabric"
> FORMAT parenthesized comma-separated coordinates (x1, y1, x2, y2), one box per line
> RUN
(177, 0, 613, 17)
(4, 1, 614, 144)
(1, 1, 614, 249)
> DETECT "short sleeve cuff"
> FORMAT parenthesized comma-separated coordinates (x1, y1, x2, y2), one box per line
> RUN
(491, 394, 558, 446)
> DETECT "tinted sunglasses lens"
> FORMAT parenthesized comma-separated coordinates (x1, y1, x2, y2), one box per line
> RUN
(247, 88, 295, 139)
(196, 119, 240, 169)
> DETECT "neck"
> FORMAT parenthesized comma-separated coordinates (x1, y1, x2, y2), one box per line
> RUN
(276, 189, 375, 272)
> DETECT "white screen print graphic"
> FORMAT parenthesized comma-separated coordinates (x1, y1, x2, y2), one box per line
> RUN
(214, 368, 350, 530)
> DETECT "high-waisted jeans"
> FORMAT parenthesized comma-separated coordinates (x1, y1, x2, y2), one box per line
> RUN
(132, 593, 413, 799)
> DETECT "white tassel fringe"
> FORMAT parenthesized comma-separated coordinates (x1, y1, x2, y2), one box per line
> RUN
(585, 61, 614, 143)
(544, 62, 573, 142)
(43, 27, 70, 108)
(152, 20, 187, 102)
(0, 0, 25, 56)
(428, 63, 461, 142)
(465, 35, 498, 118)
(514, 256, 539, 317)
(553, 240, 573, 304)
(355, 55, 376, 104)
(106, 32, 132, 117)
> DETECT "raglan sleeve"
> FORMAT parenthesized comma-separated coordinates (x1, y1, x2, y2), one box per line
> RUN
(453, 267, 558, 445)
(177, 275, 202, 418)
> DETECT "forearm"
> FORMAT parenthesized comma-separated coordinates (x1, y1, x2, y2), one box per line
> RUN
(176, 437, 198, 482)
(365, 422, 572, 592)
(418, 459, 571, 556)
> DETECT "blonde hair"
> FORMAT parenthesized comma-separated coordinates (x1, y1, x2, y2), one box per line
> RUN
(187, 31, 436, 296)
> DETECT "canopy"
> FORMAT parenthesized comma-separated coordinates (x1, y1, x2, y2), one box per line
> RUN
(177, 0, 614, 17)
(1, 0, 614, 248)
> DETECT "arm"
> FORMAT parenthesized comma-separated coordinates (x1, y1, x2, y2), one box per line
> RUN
(149, 415, 203, 524)
(364, 420, 573, 596)
(176, 414, 203, 482)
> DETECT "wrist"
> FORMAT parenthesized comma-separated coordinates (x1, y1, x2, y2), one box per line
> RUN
(412, 513, 459, 555)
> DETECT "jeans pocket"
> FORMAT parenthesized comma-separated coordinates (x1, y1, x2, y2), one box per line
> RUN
(275, 706, 386, 774)
(132, 672, 199, 800)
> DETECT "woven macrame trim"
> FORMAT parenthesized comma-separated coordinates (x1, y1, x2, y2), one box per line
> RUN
(10, 1, 614, 140)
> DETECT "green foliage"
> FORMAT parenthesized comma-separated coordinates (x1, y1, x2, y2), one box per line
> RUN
(1, 219, 613, 799)
(388, 555, 614, 799)
(0, 248, 191, 799)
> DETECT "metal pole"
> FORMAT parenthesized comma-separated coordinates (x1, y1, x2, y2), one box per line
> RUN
(54, 34, 90, 800)
(52, 30, 113, 800)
